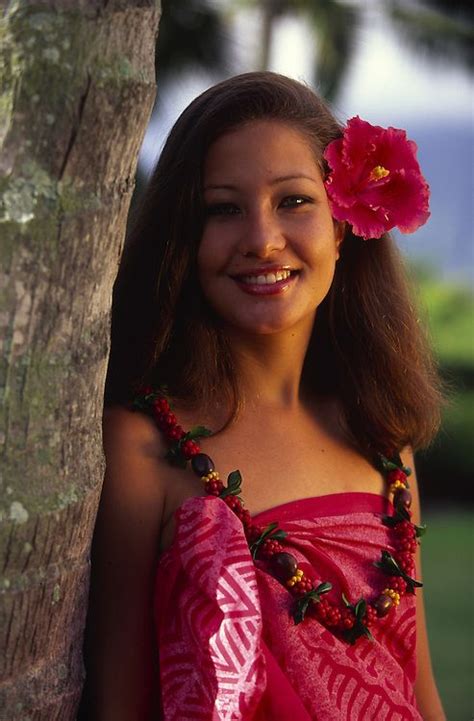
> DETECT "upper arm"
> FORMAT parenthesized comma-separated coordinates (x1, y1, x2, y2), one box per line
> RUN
(400, 448, 446, 721)
(81, 406, 167, 721)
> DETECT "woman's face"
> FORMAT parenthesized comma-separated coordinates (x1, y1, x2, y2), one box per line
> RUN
(198, 120, 343, 337)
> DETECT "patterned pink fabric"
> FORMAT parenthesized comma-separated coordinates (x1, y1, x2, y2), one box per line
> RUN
(154, 493, 421, 720)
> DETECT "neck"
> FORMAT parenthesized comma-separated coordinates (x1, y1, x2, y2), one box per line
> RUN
(227, 321, 314, 411)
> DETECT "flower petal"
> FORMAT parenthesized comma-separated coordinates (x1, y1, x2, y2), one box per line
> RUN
(339, 202, 392, 240)
(375, 129, 422, 174)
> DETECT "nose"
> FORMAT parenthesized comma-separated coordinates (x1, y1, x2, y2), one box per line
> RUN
(237, 206, 286, 258)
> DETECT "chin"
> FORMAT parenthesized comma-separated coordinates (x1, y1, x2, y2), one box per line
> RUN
(223, 311, 315, 337)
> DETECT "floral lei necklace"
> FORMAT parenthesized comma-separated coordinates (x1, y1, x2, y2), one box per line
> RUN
(133, 387, 425, 645)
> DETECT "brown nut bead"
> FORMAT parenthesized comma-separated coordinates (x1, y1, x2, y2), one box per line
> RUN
(270, 552, 298, 582)
(191, 453, 215, 477)
(374, 593, 394, 617)
(394, 488, 412, 510)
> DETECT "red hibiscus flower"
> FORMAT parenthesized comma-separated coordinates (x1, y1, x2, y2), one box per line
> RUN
(323, 116, 430, 240)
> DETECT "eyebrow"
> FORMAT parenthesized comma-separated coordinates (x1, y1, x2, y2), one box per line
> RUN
(204, 173, 319, 190)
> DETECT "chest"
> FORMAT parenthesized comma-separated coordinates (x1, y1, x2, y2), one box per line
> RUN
(158, 407, 386, 552)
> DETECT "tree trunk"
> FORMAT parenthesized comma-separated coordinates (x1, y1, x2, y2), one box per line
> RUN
(0, 1, 161, 718)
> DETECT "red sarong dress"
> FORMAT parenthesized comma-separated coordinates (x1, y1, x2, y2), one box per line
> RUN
(154, 493, 421, 720)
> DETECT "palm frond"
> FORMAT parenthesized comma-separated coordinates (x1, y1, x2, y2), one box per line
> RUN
(155, 0, 231, 81)
(388, 0, 474, 70)
(302, 0, 360, 101)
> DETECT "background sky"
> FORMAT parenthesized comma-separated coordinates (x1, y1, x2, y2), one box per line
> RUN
(140, 0, 473, 282)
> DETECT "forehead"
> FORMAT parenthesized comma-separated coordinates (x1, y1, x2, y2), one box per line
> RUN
(203, 120, 322, 185)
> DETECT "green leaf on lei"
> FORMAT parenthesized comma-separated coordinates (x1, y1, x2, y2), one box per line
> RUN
(374, 550, 423, 593)
(339, 595, 373, 644)
(292, 582, 333, 625)
(250, 521, 289, 559)
(219, 470, 244, 500)
(185, 425, 213, 440)
(343, 620, 374, 645)
(131, 397, 149, 412)
(354, 599, 366, 620)
(382, 506, 411, 527)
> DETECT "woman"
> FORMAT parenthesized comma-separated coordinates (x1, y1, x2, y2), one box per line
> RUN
(82, 72, 446, 720)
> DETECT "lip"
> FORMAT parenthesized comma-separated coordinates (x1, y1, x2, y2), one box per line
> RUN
(231, 266, 299, 296)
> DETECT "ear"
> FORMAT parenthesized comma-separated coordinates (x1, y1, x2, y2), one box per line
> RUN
(334, 221, 346, 260)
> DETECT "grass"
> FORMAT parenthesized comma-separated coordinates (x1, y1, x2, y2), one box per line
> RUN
(422, 508, 473, 720)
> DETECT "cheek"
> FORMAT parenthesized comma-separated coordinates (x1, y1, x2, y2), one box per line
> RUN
(198, 223, 237, 282)
(300, 220, 340, 266)
(306, 234, 339, 292)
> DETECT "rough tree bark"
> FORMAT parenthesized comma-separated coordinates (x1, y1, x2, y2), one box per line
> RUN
(0, 1, 161, 718)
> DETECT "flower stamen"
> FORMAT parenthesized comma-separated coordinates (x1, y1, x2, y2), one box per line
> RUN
(369, 165, 390, 181)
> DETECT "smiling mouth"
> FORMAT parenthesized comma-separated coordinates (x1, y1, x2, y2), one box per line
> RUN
(230, 268, 299, 295)
(239, 269, 293, 285)
(231, 268, 299, 285)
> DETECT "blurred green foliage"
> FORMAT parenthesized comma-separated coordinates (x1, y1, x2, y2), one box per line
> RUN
(416, 271, 474, 366)
(422, 510, 473, 720)
(410, 264, 474, 503)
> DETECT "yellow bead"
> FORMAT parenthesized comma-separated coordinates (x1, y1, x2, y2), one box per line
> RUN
(382, 588, 401, 605)
(389, 480, 407, 495)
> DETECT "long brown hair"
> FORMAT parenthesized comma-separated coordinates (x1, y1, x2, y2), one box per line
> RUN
(106, 71, 442, 454)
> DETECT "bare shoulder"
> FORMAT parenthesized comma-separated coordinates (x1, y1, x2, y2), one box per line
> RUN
(100, 404, 169, 536)
(103, 404, 165, 458)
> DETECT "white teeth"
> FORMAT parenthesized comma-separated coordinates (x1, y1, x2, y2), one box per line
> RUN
(240, 270, 292, 285)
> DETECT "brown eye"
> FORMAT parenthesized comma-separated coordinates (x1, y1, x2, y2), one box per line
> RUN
(206, 203, 241, 216)
(280, 196, 312, 208)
